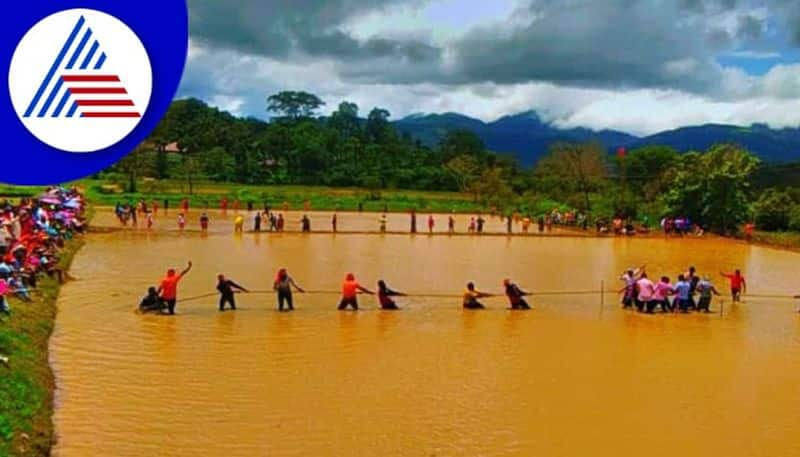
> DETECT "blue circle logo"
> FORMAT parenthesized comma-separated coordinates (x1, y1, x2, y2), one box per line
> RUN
(2, 1, 188, 184)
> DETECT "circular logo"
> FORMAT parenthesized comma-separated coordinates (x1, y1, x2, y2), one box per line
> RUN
(8, 9, 152, 153)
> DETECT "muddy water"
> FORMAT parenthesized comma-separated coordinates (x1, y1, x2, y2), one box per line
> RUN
(51, 210, 800, 456)
(91, 207, 576, 235)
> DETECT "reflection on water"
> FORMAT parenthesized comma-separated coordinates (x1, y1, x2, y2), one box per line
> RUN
(51, 210, 800, 456)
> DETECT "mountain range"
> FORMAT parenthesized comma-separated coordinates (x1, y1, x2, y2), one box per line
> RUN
(393, 111, 800, 165)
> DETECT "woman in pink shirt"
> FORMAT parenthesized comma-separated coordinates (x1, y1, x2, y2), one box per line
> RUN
(651, 276, 674, 313)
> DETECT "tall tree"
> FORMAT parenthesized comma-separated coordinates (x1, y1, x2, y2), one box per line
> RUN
(329, 101, 361, 138)
(664, 144, 760, 234)
(534, 142, 608, 211)
(445, 155, 481, 201)
(267, 91, 325, 120)
(366, 108, 391, 143)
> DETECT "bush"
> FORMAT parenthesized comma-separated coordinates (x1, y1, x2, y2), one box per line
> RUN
(789, 205, 800, 232)
(754, 188, 794, 231)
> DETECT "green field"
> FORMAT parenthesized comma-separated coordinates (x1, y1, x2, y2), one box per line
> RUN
(1, 179, 494, 214)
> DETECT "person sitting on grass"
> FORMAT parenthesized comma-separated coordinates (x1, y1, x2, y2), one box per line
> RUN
(8, 274, 30, 301)
(0, 279, 10, 315)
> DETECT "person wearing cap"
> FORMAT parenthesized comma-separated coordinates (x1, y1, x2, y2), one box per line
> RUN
(463, 282, 492, 309)
(157, 261, 192, 315)
(274, 268, 304, 311)
(504, 279, 531, 310)
(217, 273, 248, 311)
(338, 273, 373, 310)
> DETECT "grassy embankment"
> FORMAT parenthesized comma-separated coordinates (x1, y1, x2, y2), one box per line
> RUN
(69, 179, 489, 213)
(0, 235, 84, 456)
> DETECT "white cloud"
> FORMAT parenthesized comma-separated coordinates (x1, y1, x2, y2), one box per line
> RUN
(178, 39, 800, 137)
(724, 50, 782, 59)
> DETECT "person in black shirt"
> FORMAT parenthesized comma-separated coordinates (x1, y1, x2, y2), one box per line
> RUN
(377, 280, 406, 310)
(139, 287, 163, 313)
(217, 274, 249, 311)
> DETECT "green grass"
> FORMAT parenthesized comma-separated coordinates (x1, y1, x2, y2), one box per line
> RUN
(750, 231, 800, 251)
(0, 179, 487, 214)
(0, 237, 84, 457)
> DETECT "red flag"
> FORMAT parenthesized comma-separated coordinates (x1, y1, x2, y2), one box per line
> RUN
(617, 147, 627, 159)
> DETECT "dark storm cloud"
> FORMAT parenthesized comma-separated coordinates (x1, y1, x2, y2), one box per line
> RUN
(187, 0, 797, 95)
(439, 0, 725, 93)
(188, 0, 441, 62)
(736, 14, 764, 40)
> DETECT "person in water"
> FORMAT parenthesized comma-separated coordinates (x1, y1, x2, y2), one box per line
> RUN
(503, 279, 531, 310)
(200, 213, 210, 232)
(139, 286, 163, 313)
(338, 273, 373, 310)
(379, 214, 388, 233)
(635, 272, 656, 313)
(652, 276, 674, 313)
(673, 274, 691, 313)
(217, 274, 249, 311)
(177, 213, 186, 231)
(273, 268, 305, 311)
(157, 261, 192, 315)
(301, 214, 311, 232)
(696, 276, 721, 313)
(720, 269, 746, 302)
(685, 266, 700, 309)
(377, 280, 406, 310)
(619, 265, 645, 308)
(234, 215, 244, 233)
(254, 212, 262, 232)
(463, 282, 492, 309)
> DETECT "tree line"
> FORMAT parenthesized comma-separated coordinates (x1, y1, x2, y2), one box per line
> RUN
(107, 91, 800, 235)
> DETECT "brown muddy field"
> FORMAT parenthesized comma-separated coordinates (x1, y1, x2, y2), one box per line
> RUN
(51, 209, 800, 456)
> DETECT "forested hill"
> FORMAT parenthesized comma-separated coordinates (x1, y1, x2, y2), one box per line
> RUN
(395, 112, 800, 165)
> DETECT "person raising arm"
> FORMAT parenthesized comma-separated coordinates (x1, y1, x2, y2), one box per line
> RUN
(157, 261, 192, 315)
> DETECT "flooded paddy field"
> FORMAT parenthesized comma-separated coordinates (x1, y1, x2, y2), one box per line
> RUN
(51, 209, 800, 456)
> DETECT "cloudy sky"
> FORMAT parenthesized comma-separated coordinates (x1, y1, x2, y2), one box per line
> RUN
(178, 0, 800, 135)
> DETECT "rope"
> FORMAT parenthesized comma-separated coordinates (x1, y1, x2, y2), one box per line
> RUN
(176, 289, 799, 303)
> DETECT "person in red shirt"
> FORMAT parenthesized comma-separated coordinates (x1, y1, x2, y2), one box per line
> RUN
(157, 261, 192, 315)
(720, 269, 746, 302)
(338, 273, 373, 310)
